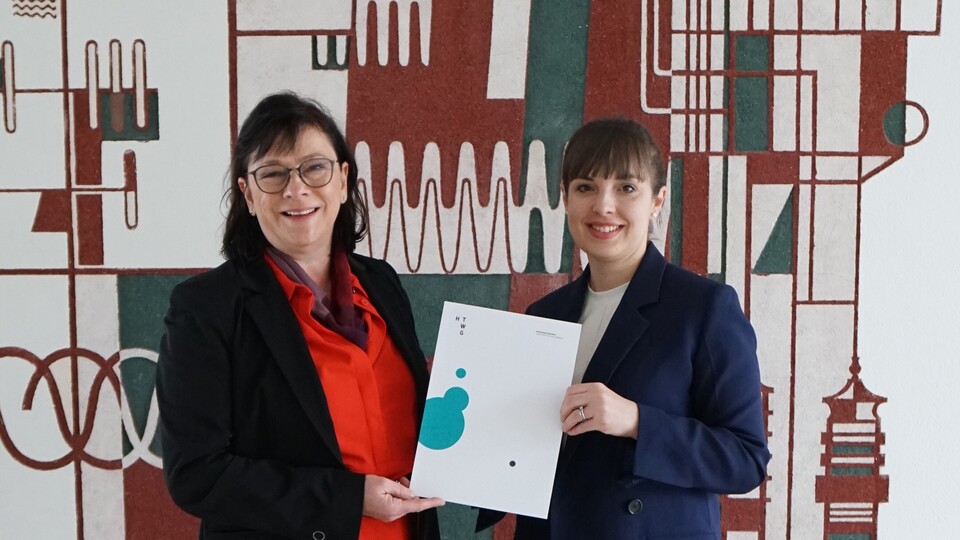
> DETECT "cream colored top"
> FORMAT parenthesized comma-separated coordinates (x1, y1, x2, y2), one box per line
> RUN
(573, 281, 629, 384)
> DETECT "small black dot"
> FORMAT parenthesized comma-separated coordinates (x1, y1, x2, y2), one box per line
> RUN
(509, 461, 516, 467)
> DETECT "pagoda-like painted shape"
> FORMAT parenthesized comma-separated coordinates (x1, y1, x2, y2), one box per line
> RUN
(815, 358, 889, 540)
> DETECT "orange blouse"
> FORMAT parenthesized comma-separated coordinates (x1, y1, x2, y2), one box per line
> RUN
(266, 255, 417, 540)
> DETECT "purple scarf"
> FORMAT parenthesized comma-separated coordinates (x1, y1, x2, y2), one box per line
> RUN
(266, 246, 369, 350)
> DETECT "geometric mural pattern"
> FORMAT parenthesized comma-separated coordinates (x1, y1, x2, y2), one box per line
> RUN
(0, 0, 943, 538)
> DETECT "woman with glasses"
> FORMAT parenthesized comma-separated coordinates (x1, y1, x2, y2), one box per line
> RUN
(157, 92, 443, 539)
(479, 118, 770, 539)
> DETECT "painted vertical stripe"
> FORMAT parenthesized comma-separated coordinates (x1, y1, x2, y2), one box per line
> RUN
(2, 41, 15, 133)
(725, 156, 748, 307)
(797, 184, 811, 301)
(133, 41, 146, 129)
(734, 77, 769, 152)
(76, 195, 104, 266)
(812, 185, 858, 301)
(86, 42, 99, 130)
(773, 76, 797, 151)
(708, 156, 724, 275)
(520, 0, 590, 207)
(669, 158, 684, 265)
(487, 0, 531, 99)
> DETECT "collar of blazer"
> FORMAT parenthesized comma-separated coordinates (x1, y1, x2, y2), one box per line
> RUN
(235, 256, 345, 463)
(557, 242, 667, 467)
(233, 254, 429, 465)
(566, 241, 667, 387)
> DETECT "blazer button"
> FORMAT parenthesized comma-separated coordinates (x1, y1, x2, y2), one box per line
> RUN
(627, 498, 643, 515)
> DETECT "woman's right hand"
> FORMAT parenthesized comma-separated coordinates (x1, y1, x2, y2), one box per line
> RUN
(362, 475, 445, 522)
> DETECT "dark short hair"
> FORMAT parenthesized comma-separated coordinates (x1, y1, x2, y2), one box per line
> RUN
(221, 92, 368, 261)
(561, 117, 666, 193)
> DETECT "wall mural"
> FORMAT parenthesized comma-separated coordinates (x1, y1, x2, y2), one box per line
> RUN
(0, 0, 943, 538)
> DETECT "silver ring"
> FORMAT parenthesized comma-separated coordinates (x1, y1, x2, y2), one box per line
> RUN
(577, 405, 586, 422)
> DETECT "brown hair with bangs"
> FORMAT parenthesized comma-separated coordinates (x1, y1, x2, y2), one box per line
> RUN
(561, 117, 666, 193)
(222, 92, 367, 261)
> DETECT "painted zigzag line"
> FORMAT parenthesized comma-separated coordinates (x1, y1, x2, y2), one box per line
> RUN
(12, 6, 57, 16)
(354, 140, 567, 275)
(12, 0, 57, 6)
(12, 11, 56, 18)
(12, 4, 56, 11)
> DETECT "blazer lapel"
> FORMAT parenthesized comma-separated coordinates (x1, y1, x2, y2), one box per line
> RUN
(580, 244, 666, 386)
(349, 256, 430, 408)
(238, 259, 343, 462)
(561, 244, 666, 468)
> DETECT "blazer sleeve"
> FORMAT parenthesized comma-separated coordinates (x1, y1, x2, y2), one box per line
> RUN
(156, 281, 366, 539)
(630, 285, 770, 494)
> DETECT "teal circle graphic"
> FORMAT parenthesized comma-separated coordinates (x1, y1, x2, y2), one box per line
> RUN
(419, 386, 470, 450)
(456, 368, 466, 378)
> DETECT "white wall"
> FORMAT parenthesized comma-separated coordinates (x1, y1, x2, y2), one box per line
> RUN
(860, 2, 960, 537)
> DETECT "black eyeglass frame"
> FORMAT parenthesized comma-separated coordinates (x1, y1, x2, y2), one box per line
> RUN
(247, 157, 340, 194)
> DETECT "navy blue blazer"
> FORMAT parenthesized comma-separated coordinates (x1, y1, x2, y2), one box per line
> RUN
(504, 243, 770, 539)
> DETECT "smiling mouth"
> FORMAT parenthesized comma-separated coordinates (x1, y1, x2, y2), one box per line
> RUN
(282, 208, 318, 216)
(590, 224, 623, 233)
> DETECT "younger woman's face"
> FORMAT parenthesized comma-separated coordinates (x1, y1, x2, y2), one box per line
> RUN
(563, 174, 666, 269)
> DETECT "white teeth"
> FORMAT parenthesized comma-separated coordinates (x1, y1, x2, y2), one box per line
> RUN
(284, 208, 317, 216)
(591, 225, 621, 233)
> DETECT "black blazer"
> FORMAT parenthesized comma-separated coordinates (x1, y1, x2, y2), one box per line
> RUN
(157, 253, 440, 540)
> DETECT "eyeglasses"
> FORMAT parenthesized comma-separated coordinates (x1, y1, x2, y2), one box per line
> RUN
(248, 157, 338, 193)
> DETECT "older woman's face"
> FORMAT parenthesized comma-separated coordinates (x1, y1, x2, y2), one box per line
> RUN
(563, 175, 666, 269)
(238, 126, 348, 261)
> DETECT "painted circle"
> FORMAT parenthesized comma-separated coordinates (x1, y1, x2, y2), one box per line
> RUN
(883, 100, 929, 147)
(509, 460, 516, 467)
(456, 368, 466, 378)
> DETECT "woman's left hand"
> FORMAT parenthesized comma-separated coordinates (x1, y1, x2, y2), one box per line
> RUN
(561, 382, 639, 439)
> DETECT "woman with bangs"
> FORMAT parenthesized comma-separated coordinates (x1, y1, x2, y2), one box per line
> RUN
(481, 118, 770, 539)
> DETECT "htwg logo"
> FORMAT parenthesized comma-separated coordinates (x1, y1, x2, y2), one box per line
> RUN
(455, 315, 467, 336)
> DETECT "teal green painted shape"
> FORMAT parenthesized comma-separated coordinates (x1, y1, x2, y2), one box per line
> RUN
(734, 77, 768, 152)
(100, 92, 160, 141)
(833, 445, 874, 454)
(883, 102, 906, 146)
(830, 467, 873, 476)
(118, 274, 192, 348)
(526, 210, 577, 274)
(828, 534, 872, 540)
(722, 97, 730, 151)
(312, 35, 349, 70)
(524, 208, 548, 273)
(723, 2, 731, 68)
(118, 274, 192, 456)
(753, 189, 794, 275)
(558, 217, 575, 273)
(398, 275, 510, 356)
(520, 0, 591, 207)
(669, 158, 683, 265)
(419, 386, 469, 450)
(438, 504, 492, 540)
(736, 35, 769, 71)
